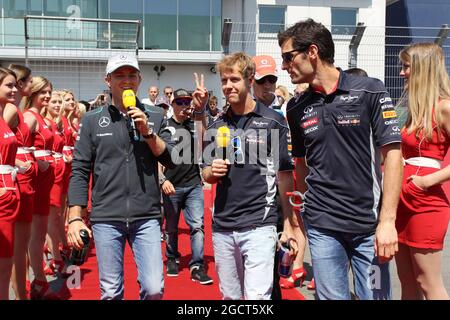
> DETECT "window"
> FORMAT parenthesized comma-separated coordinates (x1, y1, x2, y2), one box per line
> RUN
(179, 0, 210, 51)
(331, 8, 357, 35)
(109, 0, 143, 49)
(259, 5, 285, 34)
(144, 0, 177, 50)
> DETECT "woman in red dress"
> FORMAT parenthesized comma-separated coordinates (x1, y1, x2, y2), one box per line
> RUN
(0, 68, 19, 299)
(3, 64, 35, 299)
(23, 76, 59, 299)
(42, 91, 67, 276)
(396, 43, 450, 300)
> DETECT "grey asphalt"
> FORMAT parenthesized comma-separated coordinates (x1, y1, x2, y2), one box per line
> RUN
(295, 225, 450, 300)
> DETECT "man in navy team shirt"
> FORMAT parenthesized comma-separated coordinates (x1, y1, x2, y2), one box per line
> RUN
(202, 52, 299, 300)
(278, 19, 403, 300)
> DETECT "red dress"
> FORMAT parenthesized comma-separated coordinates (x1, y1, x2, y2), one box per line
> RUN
(47, 118, 66, 208)
(0, 117, 19, 258)
(25, 110, 55, 216)
(11, 105, 37, 223)
(396, 124, 450, 249)
(61, 116, 75, 195)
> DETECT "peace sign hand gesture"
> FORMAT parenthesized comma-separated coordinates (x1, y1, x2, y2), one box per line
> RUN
(192, 73, 209, 112)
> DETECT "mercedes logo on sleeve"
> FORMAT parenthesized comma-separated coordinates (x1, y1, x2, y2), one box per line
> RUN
(99, 117, 111, 128)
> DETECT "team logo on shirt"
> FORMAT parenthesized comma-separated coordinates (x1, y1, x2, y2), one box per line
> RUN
(304, 106, 314, 114)
(385, 119, 399, 125)
(339, 95, 359, 103)
(301, 118, 318, 129)
(392, 126, 401, 132)
(3, 132, 15, 139)
(382, 110, 397, 119)
(98, 117, 111, 128)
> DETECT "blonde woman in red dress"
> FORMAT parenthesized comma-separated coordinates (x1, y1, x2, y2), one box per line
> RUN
(0, 68, 19, 299)
(42, 91, 67, 277)
(23, 76, 59, 299)
(396, 43, 450, 300)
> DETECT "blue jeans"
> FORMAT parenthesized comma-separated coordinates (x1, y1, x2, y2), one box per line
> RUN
(92, 219, 164, 300)
(163, 184, 204, 269)
(306, 225, 391, 300)
(212, 225, 277, 300)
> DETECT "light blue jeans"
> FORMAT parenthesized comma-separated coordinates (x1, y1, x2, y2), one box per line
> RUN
(92, 219, 164, 300)
(212, 225, 277, 300)
(163, 184, 204, 269)
(306, 224, 391, 300)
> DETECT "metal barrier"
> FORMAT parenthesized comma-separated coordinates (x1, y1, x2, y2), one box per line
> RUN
(223, 21, 450, 103)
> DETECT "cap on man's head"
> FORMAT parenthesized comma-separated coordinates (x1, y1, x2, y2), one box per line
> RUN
(173, 88, 192, 100)
(252, 55, 277, 80)
(106, 53, 140, 75)
(155, 96, 171, 109)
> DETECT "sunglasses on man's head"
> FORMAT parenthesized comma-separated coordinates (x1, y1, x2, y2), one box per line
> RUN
(174, 98, 192, 107)
(255, 75, 278, 85)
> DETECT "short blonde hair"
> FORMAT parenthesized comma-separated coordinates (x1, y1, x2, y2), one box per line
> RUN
(216, 52, 255, 80)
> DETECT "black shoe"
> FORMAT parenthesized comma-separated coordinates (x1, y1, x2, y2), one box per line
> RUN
(166, 258, 178, 277)
(190, 265, 213, 285)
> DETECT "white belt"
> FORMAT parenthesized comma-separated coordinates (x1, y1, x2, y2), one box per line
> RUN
(0, 165, 17, 183)
(404, 157, 442, 169)
(17, 147, 33, 155)
(33, 150, 53, 158)
(53, 152, 64, 159)
(63, 146, 74, 151)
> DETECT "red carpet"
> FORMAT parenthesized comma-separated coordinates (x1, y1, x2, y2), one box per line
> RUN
(68, 187, 305, 300)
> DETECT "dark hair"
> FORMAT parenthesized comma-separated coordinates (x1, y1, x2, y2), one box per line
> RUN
(278, 18, 334, 65)
(79, 100, 91, 112)
(344, 67, 368, 77)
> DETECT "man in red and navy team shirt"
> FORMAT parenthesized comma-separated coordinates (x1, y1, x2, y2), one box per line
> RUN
(278, 19, 403, 300)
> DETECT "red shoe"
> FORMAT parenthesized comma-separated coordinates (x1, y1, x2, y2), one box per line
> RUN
(43, 244, 51, 260)
(30, 279, 61, 300)
(307, 278, 316, 290)
(49, 259, 70, 278)
(43, 261, 55, 276)
(280, 267, 306, 289)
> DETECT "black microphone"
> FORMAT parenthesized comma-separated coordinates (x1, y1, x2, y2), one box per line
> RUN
(123, 89, 140, 141)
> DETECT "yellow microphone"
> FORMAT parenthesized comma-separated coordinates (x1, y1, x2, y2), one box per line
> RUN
(122, 89, 139, 141)
(216, 126, 230, 160)
(122, 89, 136, 109)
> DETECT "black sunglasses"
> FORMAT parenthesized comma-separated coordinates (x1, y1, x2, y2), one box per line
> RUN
(165, 91, 173, 96)
(255, 75, 278, 85)
(281, 48, 304, 64)
(174, 98, 192, 107)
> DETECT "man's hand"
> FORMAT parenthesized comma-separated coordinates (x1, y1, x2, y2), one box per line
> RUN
(375, 220, 398, 264)
(279, 231, 298, 258)
(211, 159, 230, 178)
(192, 73, 209, 111)
(162, 180, 176, 196)
(67, 219, 92, 250)
(127, 107, 149, 136)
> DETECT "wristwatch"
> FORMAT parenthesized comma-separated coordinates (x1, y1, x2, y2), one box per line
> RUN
(142, 127, 155, 140)
(159, 176, 167, 186)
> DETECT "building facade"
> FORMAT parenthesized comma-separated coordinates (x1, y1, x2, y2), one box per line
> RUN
(0, 0, 387, 104)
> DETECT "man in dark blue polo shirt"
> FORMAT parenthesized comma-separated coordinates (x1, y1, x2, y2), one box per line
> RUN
(278, 19, 403, 300)
(202, 52, 299, 300)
